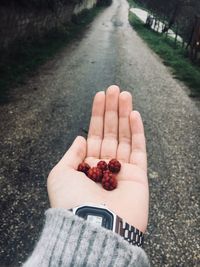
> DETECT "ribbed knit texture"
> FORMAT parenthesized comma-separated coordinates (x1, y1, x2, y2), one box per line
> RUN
(23, 209, 150, 267)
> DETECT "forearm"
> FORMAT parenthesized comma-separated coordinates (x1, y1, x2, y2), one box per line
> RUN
(23, 209, 149, 267)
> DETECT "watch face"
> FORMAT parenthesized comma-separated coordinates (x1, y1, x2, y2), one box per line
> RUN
(87, 215, 103, 226)
(75, 206, 114, 230)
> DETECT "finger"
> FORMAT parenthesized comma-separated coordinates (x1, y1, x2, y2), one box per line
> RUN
(130, 111, 147, 171)
(117, 91, 132, 162)
(101, 85, 120, 159)
(59, 136, 86, 170)
(87, 91, 105, 158)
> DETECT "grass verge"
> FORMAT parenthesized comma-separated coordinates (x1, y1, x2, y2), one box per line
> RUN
(0, 7, 104, 102)
(129, 11, 200, 96)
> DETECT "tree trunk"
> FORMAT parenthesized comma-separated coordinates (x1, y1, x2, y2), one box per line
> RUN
(162, 1, 181, 33)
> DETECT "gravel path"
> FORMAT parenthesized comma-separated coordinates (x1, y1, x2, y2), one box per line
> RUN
(0, 0, 199, 266)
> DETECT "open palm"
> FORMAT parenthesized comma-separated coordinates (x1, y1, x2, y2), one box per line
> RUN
(48, 85, 149, 233)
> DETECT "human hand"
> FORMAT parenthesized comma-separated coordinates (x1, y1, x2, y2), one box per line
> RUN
(47, 85, 149, 232)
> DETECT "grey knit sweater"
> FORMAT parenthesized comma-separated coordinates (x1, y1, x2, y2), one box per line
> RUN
(23, 209, 150, 267)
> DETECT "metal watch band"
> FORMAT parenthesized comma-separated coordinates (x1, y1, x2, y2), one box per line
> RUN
(119, 219, 144, 247)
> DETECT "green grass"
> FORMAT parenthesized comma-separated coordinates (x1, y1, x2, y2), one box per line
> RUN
(0, 7, 104, 102)
(129, 12, 200, 96)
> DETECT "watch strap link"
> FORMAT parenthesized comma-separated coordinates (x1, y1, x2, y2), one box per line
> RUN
(119, 220, 144, 247)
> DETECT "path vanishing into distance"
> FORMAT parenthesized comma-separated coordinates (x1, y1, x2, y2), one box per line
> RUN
(0, 0, 199, 266)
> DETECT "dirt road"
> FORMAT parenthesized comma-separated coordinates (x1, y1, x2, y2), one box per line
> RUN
(0, 0, 199, 266)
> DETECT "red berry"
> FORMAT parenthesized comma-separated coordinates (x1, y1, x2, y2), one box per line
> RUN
(108, 159, 121, 173)
(87, 167, 103, 182)
(102, 170, 117, 191)
(77, 162, 90, 175)
(97, 160, 108, 171)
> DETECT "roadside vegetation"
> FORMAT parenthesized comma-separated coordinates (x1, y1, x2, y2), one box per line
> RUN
(131, 0, 200, 49)
(128, 4, 200, 96)
(0, 6, 105, 101)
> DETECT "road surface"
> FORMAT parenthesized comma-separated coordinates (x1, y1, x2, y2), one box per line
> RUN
(0, 0, 199, 266)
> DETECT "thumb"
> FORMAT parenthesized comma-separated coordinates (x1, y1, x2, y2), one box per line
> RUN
(59, 136, 87, 170)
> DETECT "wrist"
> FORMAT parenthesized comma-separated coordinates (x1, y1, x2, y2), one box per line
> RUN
(70, 203, 144, 247)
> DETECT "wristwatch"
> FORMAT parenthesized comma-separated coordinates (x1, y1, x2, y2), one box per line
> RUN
(70, 204, 144, 247)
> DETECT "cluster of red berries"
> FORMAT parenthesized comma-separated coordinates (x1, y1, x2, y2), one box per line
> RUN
(77, 159, 121, 191)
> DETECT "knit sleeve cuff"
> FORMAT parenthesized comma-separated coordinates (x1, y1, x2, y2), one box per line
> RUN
(23, 208, 150, 267)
